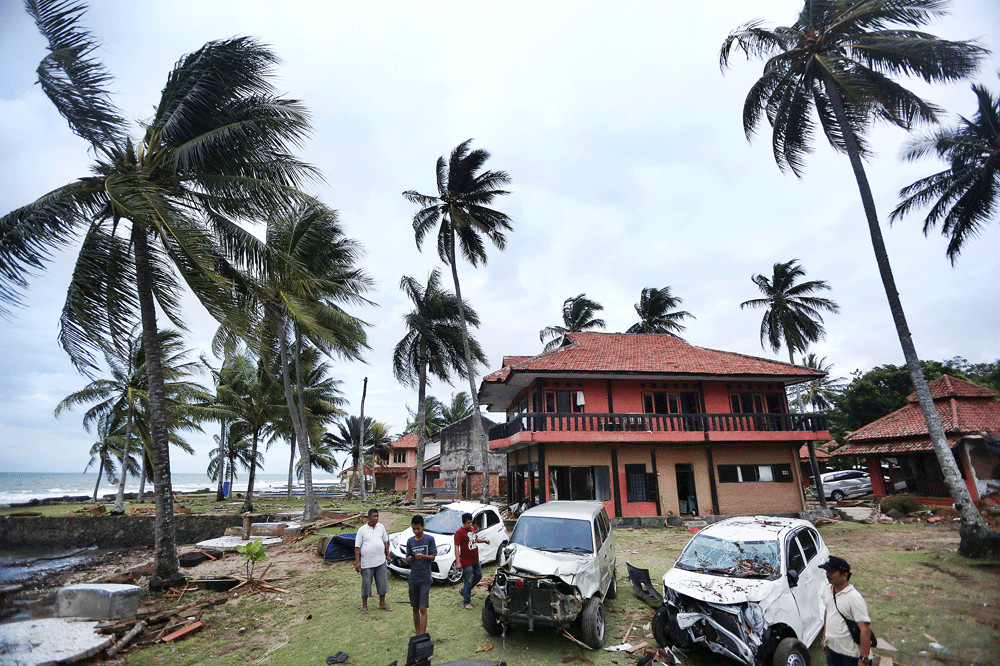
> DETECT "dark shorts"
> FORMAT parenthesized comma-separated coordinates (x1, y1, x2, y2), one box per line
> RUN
(408, 581, 431, 608)
(825, 647, 860, 666)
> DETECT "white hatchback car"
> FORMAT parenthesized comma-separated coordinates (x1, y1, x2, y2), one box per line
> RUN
(651, 516, 829, 666)
(387, 501, 508, 584)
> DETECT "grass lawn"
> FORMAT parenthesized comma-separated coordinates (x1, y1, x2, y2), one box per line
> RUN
(119, 519, 999, 666)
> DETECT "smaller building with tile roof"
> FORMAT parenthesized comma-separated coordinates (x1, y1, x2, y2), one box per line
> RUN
(836, 375, 1000, 504)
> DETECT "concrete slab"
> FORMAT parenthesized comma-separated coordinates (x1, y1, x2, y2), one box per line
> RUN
(56, 583, 140, 620)
(194, 535, 283, 552)
(839, 506, 878, 522)
(0, 617, 111, 665)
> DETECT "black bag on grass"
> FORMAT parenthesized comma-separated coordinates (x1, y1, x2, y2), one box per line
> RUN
(406, 633, 433, 666)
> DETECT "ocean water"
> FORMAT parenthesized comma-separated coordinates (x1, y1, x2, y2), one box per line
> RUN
(0, 472, 344, 506)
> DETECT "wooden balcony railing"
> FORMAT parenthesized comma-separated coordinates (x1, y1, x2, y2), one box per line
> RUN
(487, 411, 828, 441)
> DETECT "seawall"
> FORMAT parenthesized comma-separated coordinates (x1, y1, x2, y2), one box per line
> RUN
(0, 514, 256, 549)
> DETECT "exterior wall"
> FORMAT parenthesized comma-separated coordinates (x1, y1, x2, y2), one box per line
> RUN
(439, 415, 501, 491)
(710, 442, 805, 515)
(650, 446, 714, 517)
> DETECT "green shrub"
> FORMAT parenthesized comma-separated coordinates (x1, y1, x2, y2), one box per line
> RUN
(880, 495, 923, 515)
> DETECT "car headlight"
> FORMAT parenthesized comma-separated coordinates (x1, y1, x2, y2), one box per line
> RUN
(390, 535, 399, 549)
(437, 543, 452, 555)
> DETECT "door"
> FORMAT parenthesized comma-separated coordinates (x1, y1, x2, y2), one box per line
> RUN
(477, 508, 505, 562)
(675, 464, 698, 515)
(787, 528, 824, 642)
(594, 509, 615, 596)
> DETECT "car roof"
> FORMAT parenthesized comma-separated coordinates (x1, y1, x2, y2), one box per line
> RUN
(518, 501, 603, 520)
(697, 515, 813, 541)
(440, 501, 497, 514)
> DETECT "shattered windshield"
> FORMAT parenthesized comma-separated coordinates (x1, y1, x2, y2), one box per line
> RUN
(423, 508, 465, 534)
(675, 533, 780, 579)
(511, 516, 594, 554)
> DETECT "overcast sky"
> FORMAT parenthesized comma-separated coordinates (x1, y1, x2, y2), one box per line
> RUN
(1, 1, 998, 476)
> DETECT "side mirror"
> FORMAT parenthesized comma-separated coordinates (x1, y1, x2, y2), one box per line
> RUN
(787, 569, 800, 588)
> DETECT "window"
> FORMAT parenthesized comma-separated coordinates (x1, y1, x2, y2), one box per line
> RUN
(544, 390, 584, 413)
(643, 392, 679, 414)
(625, 464, 658, 502)
(729, 391, 787, 414)
(393, 451, 406, 463)
(717, 463, 794, 483)
(549, 465, 611, 501)
(787, 536, 805, 574)
(485, 510, 500, 528)
(797, 529, 818, 562)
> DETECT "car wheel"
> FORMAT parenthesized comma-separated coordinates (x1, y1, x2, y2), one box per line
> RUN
(772, 637, 809, 666)
(831, 490, 845, 502)
(495, 541, 508, 566)
(446, 561, 463, 584)
(482, 599, 503, 637)
(651, 605, 672, 648)
(578, 597, 605, 649)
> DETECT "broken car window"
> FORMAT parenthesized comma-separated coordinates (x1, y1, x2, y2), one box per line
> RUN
(423, 508, 465, 534)
(674, 533, 780, 579)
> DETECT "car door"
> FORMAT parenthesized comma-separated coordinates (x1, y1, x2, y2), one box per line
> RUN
(787, 528, 824, 642)
(595, 509, 615, 596)
(477, 508, 504, 562)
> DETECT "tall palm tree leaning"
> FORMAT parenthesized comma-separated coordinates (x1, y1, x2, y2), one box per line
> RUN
(404, 139, 512, 503)
(0, 1, 317, 588)
(722, 0, 996, 555)
(740, 259, 839, 508)
(539, 294, 606, 352)
(892, 76, 1000, 264)
(394, 269, 487, 508)
(627, 286, 694, 335)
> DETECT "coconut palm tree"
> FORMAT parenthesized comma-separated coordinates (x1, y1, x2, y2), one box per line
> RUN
(740, 260, 839, 366)
(792, 353, 848, 411)
(2, 1, 317, 588)
(85, 414, 127, 501)
(441, 391, 475, 426)
(325, 415, 390, 494)
(207, 424, 261, 494)
(627, 286, 693, 335)
(539, 294, 606, 352)
(404, 139, 511, 503)
(393, 270, 486, 507)
(892, 78, 1000, 264)
(721, 0, 994, 553)
(404, 395, 448, 438)
(257, 202, 371, 519)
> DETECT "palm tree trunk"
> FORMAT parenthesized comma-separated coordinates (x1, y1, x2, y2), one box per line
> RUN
(112, 406, 134, 514)
(358, 378, 367, 499)
(138, 451, 147, 502)
(789, 348, 828, 509)
(446, 239, 491, 504)
(287, 438, 295, 498)
(133, 227, 183, 590)
(92, 463, 103, 502)
(215, 421, 226, 501)
(274, 315, 316, 520)
(827, 85, 990, 551)
(415, 355, 428, 508)
(293, 329, 316, 518)
(242, 428, 260, 513)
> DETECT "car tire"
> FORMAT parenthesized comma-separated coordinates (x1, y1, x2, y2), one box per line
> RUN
(651, 605, 672, 648)
(446, 561, 463, 585)
(495, 541, 508, 566)
(831, 490, 845, 502)
(482, 599, 503, 637)
(772, 637, 809, 666)
(578, 597, 605, 649)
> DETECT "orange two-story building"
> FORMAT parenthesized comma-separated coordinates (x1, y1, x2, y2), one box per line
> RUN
(478, 332, 830, 519)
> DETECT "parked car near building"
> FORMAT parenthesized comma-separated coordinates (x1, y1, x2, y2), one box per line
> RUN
(649, 516, 829, 666)
(815, 469, 872, 501)
(482, 501, 616, 648)
(387, 501, 508, 583)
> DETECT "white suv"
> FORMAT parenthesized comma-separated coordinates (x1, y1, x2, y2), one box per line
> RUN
(387, 501, 508, 583)
(650, 516, 829, 666)
(482, 501, 616, 649)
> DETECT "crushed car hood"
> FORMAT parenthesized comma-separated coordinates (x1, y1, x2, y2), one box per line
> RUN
(508, 546, 592, 577)
(663, 568, 779, 605)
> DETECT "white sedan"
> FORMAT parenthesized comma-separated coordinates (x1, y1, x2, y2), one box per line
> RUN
(388, 501, 508, 584)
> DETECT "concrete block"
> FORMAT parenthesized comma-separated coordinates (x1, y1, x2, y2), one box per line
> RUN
(57, 583, 140, 620)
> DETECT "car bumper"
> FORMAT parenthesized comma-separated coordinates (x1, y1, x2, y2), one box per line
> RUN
(387, 549, 455, 581)
(486, 571, 583, 629)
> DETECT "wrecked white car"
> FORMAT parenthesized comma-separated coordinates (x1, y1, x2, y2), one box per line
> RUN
(482, 501, 616, 648)
(643, 516, 829, 666)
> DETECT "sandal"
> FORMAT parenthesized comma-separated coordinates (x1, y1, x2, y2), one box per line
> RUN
(464, 603, 474, 610)
(360, 607, 369, 614)
(379, 605, 393, 612)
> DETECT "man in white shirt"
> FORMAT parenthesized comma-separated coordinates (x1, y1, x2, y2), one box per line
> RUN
(354, 508, 391, 613)
(820, 555, 872, 666)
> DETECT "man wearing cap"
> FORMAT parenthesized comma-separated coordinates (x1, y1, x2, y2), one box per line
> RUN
(819, 555, 873, 666)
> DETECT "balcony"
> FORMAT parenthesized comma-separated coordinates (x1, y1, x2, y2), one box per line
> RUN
(488, 412, 828, 441)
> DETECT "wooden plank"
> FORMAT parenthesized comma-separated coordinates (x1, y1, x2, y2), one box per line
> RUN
(162, 621, 204, 642)
(625, 641, 648, 654)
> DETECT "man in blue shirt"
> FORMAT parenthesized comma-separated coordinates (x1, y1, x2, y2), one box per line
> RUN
(406, 514, 437, 635)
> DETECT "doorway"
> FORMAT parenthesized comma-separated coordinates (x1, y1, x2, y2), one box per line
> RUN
(675, 464, 698, 515)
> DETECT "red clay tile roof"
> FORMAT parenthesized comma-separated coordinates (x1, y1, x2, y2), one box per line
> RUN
(907, 374, 998, 402)
(799, 444, 832, 460)
(391, 433, 419, 449)
(845, 375, 1000, 442)
(483, 332, 824, 382)
(836, 434, 964, 456)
